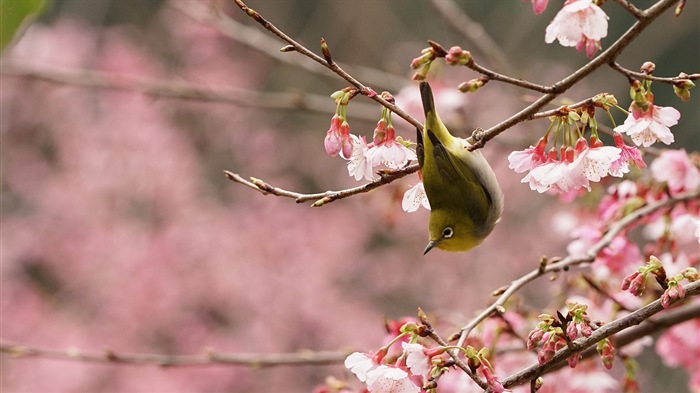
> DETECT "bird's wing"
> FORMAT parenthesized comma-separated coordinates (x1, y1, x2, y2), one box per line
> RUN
(416, 127, 425, 169)
(426, 129, 490, 224)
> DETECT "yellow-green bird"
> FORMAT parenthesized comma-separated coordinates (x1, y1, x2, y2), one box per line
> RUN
(417, 82, 504, 254)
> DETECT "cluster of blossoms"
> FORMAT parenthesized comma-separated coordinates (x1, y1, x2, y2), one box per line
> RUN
(621, 255, 699, 308)
(526, 300, 615, 369)
(324, 89, 416, 183)
(339, 320, 509, 393)
(508, 95, 644, 195)
(509, 76, 686, 196)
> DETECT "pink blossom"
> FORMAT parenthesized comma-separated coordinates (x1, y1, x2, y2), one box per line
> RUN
(614, 102, 680, 147)
(507, 137, 548, 173)
(401, 181, 430, 212)
(366, 125, 417, 169)
(345, 352, 379, 382)
(609, 132, 646, 177)
(365, 365, 421, 393)
(650, 149, 700, 195)
(545, 0, 609, 58)
(656, 319, 700, 392)
(402, 342, 431, 379)
(347, 134, 374, 181)
(569, 137, 621, 188)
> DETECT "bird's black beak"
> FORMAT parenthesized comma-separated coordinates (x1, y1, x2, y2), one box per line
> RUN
(423, 240, 438, 255)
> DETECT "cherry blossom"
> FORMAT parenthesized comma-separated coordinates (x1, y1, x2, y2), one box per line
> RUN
(345, 352, 379, 382)
(366, 124, 417, 170)
(401, 181, 430, 212)
(656, 319, 700, 392)
(650, 149, 700, 195)
(507, 136, 548, 173)
(365, 365, 421, 393)
(568, 137, 621, 190)
(609, 132, 645, 177)
(347, 134, 374, 181)
(614, 102, 680, 147)
(545, 0, 609, 58)
(401, 342, 431, 380)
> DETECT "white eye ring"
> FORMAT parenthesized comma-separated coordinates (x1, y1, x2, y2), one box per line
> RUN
(442, 227, 454, 239)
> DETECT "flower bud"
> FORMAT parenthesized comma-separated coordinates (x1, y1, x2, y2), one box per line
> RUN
(640, 62, 655, 74)
(673, 79, 694, 102)
(445, 46, 472, 66)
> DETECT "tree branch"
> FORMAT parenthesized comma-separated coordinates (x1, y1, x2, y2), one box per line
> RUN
(0, 341, 349, 368)
(501, 281, 700, 390)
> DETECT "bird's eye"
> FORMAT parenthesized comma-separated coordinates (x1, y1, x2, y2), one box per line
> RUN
(442, 227, 454, 239)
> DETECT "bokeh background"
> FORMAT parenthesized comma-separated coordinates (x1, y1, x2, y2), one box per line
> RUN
(1, 0, 698, 392)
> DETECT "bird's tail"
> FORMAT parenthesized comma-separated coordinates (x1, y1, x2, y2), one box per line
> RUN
(419, 81, 435, 117)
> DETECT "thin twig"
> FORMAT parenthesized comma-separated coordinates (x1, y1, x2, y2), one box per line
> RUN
(223, 165, 419, 206)
(611, 0, 645, 19)
(454, 189, 699, 349)
(0, 341, 350, 368)
(609, 61, 700, 84)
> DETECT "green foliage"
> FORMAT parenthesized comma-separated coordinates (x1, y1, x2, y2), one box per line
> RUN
(0, 0, 48, 54)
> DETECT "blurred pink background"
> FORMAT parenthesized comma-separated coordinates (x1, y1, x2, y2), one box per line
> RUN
(1, 0, 697, 392)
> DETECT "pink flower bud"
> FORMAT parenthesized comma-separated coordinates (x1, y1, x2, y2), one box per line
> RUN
(324, 115, 343, 157)
(660, 291, 671, 309)
(597, 339, 616, 370)
(445, 46, 472, 66)
(580, 323, 592, 337)
(574, 136, 589, 154)
(566, 323, 578, 341)
(629, 273, 646, 296)
(567, 353, 580, 368)
(372, 119, 387, 145)
(621, 271, 639, 291)
(527, 329, 545, 349)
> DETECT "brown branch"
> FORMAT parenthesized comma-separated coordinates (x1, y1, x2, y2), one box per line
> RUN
(453, 189, 700, 349)
(501, 281, 700, 390)
(611, 0, 645, 19)
(0, 340, 350, 368)
(223, 165, 419, 207)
